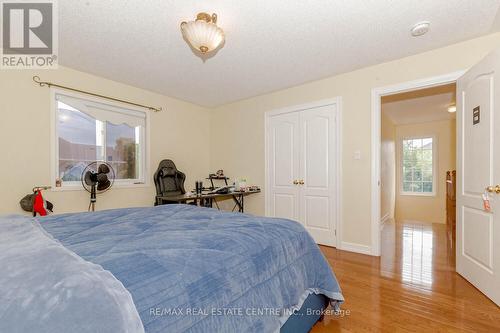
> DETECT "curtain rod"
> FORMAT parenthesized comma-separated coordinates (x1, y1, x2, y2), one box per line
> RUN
(32, 76, 163, 112)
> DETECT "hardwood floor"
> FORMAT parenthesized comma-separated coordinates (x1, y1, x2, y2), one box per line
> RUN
(311, 221, 500, 332)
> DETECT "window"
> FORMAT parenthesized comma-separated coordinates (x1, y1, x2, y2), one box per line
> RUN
(54, 92, 147, 187)
(401, 137, 434, 195)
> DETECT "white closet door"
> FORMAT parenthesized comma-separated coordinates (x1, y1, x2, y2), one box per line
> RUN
(267, 112, 300, 221)
(299, 105, 337, 246)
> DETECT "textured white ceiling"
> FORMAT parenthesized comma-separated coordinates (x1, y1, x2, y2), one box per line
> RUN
(58, 1, 500, 107)
(382, 84, 456, 125)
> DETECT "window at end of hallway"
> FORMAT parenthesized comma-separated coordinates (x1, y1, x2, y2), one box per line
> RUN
(401, 137, 435, 196)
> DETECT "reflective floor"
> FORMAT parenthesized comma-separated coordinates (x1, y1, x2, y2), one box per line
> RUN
(311, 221, 500, 332)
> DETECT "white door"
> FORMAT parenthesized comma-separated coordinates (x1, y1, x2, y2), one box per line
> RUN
(299, 105, 337, 246)
(267, 112, 300, 221)
(267, 102, 338, 247)
(457, 48, 500, 306)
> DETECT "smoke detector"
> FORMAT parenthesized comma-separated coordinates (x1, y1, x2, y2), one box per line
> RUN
(411, 21, 430, 37)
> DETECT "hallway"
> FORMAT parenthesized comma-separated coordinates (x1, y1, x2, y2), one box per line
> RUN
(311, 221, 500, 332)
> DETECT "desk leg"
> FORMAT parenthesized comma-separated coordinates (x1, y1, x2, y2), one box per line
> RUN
(239, 194, 244, 213)
(231, 194, 244, 213)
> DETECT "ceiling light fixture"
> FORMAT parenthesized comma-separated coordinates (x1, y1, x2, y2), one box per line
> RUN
(411, 21, 430, 37)
(181, 12, 225, 54)
(448, 105, 457, 113)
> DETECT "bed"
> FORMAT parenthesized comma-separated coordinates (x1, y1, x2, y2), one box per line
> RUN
(0, 204, 343, 333)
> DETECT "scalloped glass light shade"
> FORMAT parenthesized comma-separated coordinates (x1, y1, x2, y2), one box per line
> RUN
(181, 20, 224, 53)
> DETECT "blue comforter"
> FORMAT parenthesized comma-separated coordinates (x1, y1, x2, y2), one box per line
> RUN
(40, 204, 343, 333)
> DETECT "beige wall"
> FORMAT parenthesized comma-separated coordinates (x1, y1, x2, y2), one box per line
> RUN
(381, 112, 396, 221)
(2, 32, 500, 251)
(395, 120, 456, 224)
(0, 67, 210, 214)
(210, 33, 500, 250)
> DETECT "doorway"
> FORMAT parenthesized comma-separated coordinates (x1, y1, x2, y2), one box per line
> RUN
(379, 83, 457, 285)
(381, 84, 456, 225)
(370, 71, 464, 256)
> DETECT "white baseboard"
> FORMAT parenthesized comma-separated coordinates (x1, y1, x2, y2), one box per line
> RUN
(340, 241, 372, 255)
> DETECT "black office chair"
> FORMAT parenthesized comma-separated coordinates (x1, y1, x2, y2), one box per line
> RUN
(153, 159, 186, 205)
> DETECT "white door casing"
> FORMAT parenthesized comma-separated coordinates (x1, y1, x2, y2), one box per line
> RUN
(457, 48, 500, 306)
(266, 99, 340, 247)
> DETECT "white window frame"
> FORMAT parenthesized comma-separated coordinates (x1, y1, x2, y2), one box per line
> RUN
(399, 135, 437, 197)
(50, 88, 150, 190)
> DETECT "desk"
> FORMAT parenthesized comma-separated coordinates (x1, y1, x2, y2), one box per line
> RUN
(157, 190, 260, 213)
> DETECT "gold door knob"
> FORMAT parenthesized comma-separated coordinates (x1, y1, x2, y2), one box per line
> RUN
(299, 180, 305, 185)
(486, 185, 500, 194)
(293, 180, 299, 185)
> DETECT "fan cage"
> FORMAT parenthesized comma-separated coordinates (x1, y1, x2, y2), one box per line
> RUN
(80, 161, 115, 194)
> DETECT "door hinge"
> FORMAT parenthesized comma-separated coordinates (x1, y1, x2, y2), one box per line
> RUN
(334, 229, 337, 236)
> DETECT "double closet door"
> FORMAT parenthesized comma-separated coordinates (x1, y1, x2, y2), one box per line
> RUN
(266, 102, 339, 247)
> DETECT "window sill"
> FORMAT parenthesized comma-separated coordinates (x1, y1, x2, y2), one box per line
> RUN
(50, 183, 150, 192)
(400, 192, 436, 197)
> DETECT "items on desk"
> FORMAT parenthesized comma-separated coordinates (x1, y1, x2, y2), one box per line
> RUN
(207, 172, 230, 192)
(195, 181, 204, 195)
(155, 188, 260, 213)
(234, 178, 247, 191)
(247, 185, 260, 192)
(208, 170, 225, 179)
(206, 172, 259, 193)
(208, 185, 233, 195)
